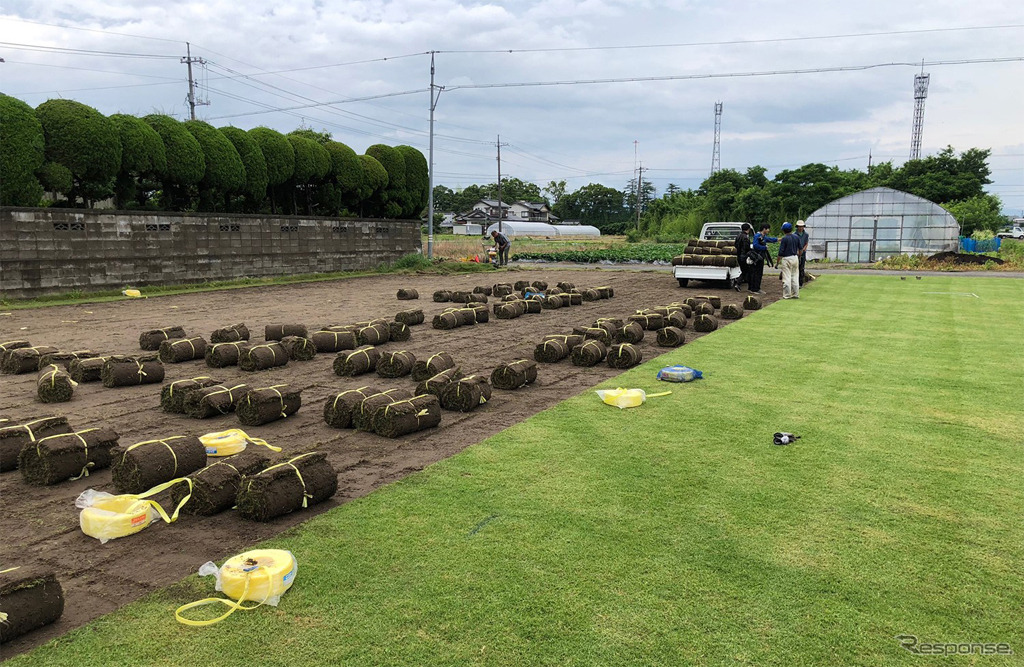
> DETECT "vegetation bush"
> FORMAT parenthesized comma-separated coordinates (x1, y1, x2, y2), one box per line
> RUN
(365, 144, 407, 218)
(396, 145, 429, 218)
(220, 126, 269, 209)
(143, 115, 204, 186)
(0, 93, 45, 206)
(36, 99, 121, 205)
(248, 127, 294, 187)
(183, 120, 245, 199)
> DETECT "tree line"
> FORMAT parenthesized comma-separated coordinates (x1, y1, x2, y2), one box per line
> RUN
(433, 146, 1005, 238)
(0, 94, 428, 218)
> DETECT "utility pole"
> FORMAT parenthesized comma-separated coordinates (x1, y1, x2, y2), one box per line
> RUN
(495, 134, 509, 234)
(635, 162, 647, 230)
(711, 101, 723, 175)
(181, 42, 208, 120)
(426, 51, 444, 259)
(910, 64, 930, 160)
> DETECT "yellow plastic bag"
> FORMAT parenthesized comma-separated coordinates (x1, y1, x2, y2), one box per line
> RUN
(595, 387, 671, 409)
(176, 549, 297, 626)
(199, 429, 281, 457)
(76, 478, 193, 543)
(122, 289, 143, 298)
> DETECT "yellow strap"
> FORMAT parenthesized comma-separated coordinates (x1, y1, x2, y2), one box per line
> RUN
(0, 566, 20, 575)
(174, 565, 269, 627)
(332, 386, 370, 410)
(259, 453, 317, 506)
(111, 477, 194, 524)
(646, 391, 672, 398)
(264, 384, 290, 419)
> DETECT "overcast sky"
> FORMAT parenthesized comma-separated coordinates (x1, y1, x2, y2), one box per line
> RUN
(2, 0, 1022, 215)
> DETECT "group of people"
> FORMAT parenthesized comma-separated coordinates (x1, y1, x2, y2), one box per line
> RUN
(734, 221, 808, 300)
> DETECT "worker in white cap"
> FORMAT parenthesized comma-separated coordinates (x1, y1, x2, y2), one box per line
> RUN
(795, 220, 809, 286)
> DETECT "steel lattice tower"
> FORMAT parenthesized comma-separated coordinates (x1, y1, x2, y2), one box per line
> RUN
(711, 102, 723, 175)
(910, 73, 929, 160)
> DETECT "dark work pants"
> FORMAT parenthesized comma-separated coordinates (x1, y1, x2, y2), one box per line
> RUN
(748, 259, 765, 292)
(738, 255, 749, 285)
(498, 245, 510, 266)
(799, 254, 807, 285)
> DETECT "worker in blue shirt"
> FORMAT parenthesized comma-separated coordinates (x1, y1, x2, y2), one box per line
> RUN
(795, 220, 809, 285)
(748, 224, 777, 294)
(778, 222, 801, 299)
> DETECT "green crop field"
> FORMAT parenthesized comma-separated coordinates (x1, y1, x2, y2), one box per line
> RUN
(11, 275, 1024, 666)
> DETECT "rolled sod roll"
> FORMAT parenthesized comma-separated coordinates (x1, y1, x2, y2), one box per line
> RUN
(667, 311, 688, 328)
(492, 283, 514, 296)
(395, 308, 425, 326)
(627, 313, 666, 331)
(743, 295, 762, 310)
(573, 326, 613, 346)
(462, 292, 487, 303)
(684, 297, 699, 310)
(177, 449, 271, 516)
(656, 326, 686, 347)
(0, 416, 73, 473)
(37, 365, 75, 403)
(543, 334, 585, 349)
(323, 385, 381, 428)
(607, 343, 643, 369)
(376, 350, 416, 378)
(183, 383, 249, 419)
(594, 286, 614, 299)
(556, 281, 576, 291)
(239, 342, 288, 372)
(571, 340, 608, 367)
(69, 356, 109, 383)
(210, 323, 250, 344)
(160, 376, 221, 413)
(531, 281, 548, 291)
(541, 295, 564, 309)
(494, 303, 523, 319)
(111, 435, 207, 494)
(18, 427, 120, 486)
(432, 312, 461, 330)
(693, 314, 719, 332)
(139, 326, 186, 351)
(526, 293, 545, 302)
(501, 294, 520, 302)
(415, 367, 463, 396)
(491, 359, 538, 390)
(720, 304, 744, 320)
(457, 306, 489, 324)
(614, 321, 645, 344)
(0, 567, 64, 643)
(102, 355, 165, 387)
(334, 345, 381, 376)
(354, 318, 390, 328)
(37, 349, 98, 371)
(645, 307, 671, 317)
(594, 318, 624, 335)
(547, 287, 564, 295)
(697, 295, 722, 309)
(534, 339, 569, 363)
(433, 289, 453, 302)
(264, 324, 308, 341)
(580, 288, 600, 301)
(439, 375, 492, 412)
(0, 340, 31, 354)
(356, 323, 390, 346)
(521, 298, 542, 314)
(352, 388, 415, 431)
(158, 336, 208, 363)
(205, 341, 246, 368)
(473, 285, 493, 297)
(397, 288, 419, 300)
(2, 346, 59, 375)
(723, 256, 739, 268)
(410, 351, 456, 381)
(236, 451, 338, 522)
(694, 302, 716, 316)
(279, 335, 317, 361)
(566, 292, 583, 306)
(514, 280, 532, 291)
(237, 385, 302, 427)
(389, 321, 412, 342)
(679, 303, 693, 318)
(373, 394, 442, 438)
(310, 329, 357, 353)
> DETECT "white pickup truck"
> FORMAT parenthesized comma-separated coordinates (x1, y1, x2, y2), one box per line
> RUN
(673, 222, 744, 288)
(996, 225, 1024, 240)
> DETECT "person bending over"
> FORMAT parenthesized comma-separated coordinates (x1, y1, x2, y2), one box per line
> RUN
(491, 229, 511, 266)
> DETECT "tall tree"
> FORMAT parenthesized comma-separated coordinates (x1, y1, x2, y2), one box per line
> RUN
(220, 126, 269, 212)
(36, 99, 122, 207)
(0, 93, 45, 206)
(110, 114, 167, 209)
(144, 114, 205, 211)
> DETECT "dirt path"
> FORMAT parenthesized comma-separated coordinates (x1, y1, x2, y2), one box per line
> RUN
(0, 268, 782, 658)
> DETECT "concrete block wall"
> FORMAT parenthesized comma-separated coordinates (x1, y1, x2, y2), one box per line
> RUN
(0, 208, 422, 299)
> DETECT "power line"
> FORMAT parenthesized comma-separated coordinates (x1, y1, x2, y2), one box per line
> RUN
(437, 24, 1024, 54)
(0, 59, 182, 80)
(13, 81, 180, 96)
(445, 57, 1024, 91)
(205, 88, 427, 120)
(0, 16, 185, 44)
(0, 41, 179, 59)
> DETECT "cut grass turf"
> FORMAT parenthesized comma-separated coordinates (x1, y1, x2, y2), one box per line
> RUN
(10, 275, 1024, 666)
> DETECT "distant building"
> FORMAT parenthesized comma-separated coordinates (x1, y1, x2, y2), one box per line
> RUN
(454, 199, 559, 227)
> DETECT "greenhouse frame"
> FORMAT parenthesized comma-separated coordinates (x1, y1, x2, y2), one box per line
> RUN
(804, 187, 960, 263)
(484, 222, 601, 237)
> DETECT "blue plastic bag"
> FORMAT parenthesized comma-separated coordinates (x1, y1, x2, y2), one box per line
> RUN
(657, 365, 703, 382)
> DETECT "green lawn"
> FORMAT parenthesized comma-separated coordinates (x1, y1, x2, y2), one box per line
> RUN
(11, 275, 1024, 666)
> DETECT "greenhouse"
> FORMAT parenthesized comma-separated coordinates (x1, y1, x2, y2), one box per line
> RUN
(484, 222, 601, 238)
(804, 187, 959, 263)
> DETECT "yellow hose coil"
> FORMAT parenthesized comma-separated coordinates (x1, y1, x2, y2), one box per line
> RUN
(175, 549, 297, 626)
(198, 429, 281, 457)
(78, 477, 193, 542)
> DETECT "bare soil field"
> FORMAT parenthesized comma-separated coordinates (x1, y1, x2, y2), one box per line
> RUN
(0, 268, 782, 657)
